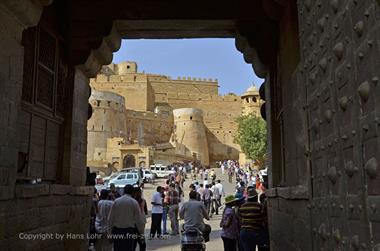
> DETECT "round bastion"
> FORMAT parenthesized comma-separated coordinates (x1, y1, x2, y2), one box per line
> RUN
(87, 90, 127, 164)
(173, 108, 204, 122)
(173, 108, 209, 165)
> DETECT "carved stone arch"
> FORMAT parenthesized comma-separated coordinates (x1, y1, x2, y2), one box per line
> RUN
(2, 0, 52, 30)
(77, 22, 122, 78)
(235, 33, 268, 78)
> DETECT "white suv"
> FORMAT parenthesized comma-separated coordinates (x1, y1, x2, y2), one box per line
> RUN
(150, 165, 174, 178)
(109, 172, 141, 187)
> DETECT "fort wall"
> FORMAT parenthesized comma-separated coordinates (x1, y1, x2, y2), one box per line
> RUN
(148, 75, 218, 97)
(90, 73, 154, 112)
(125, 109, 173, 146)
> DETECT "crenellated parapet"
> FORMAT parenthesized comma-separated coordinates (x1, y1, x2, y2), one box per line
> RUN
(158, 92, 241, 102)
(125, 109, 173, 121)
(172, 76, 218, 83)
(92, 73, 148, 83)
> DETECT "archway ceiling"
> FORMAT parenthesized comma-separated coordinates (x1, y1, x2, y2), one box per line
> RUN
(64, 0, 286, 77)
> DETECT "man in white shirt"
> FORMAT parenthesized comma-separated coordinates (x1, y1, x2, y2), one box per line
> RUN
(215, 180, 225, 207)
(95, 189, 113, 250)
(204, 178, 209, 186)
(150, 186, 164, 238)
(108, 184, 145, 251)
(197, 184, 205, 199)
(210, 182, 220, 216)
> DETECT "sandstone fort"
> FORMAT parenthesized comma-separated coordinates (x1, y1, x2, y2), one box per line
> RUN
(87, 61, 261, 173)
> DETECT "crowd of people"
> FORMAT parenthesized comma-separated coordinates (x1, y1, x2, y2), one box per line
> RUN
(89, 165, 193, 251)
(192, 159, 269, 251)
(88, 160, 269, 251)
(219, 160, 266, 190)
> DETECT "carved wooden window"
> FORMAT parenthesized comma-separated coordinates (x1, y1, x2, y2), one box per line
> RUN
(18, 24, 71, 182)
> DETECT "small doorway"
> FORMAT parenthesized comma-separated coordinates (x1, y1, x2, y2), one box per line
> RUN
(123, 154, 136, 168)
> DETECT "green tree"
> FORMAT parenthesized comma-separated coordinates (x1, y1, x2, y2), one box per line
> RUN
(234, 114, 267, 165)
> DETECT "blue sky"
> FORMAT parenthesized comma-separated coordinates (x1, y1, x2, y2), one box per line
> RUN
(113, 39, 264, 95)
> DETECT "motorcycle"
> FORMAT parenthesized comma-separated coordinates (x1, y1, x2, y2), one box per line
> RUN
(180, 228, 206, 251)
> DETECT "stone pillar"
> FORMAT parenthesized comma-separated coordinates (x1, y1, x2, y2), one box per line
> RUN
(61, 68, 91, 186)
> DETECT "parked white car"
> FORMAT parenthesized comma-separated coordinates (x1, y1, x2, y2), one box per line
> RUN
(103, 172, 120, 186)
(142, 169, 156, 183)
(109, 172, 141, 187)
(150, 165, 174, 178)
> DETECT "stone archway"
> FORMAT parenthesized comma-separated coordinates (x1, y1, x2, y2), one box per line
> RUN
(4, 0, 379, 250)
(123, 154, 136, 168)
(2, 1, 295, 250)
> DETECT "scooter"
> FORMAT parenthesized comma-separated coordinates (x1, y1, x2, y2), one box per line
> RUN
(180, 228, 206, 251)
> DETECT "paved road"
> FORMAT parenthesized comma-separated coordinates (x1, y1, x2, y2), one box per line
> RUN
(141, 168, 236, 251)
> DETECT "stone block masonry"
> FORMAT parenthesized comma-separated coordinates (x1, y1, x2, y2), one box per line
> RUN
(0, 184, 93, 251)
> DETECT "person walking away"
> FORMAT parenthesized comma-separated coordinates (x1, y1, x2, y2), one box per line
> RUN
(95, 189, 113, 251)
(215, 180, 225, 205)
(175, 182, 184, 205)
(161, 181, 169, 235)
(194, 181, 200, 191)
(108, 184, 145, 251)
(179, 191, 212, 242)
(204, 177, 209, 186)
(228, 168, 233, 183)
(133, 187, 147, 251)
(220, 195, 239, 251)
(239, 186, 266, 251)
(109, 183, 121, 200)
(189, 184, 201, 201)
(197, 184, 205, 200)
(256, 174, 261, 190)
(203, 184, 212, 217)
(150, 186, 164, 239)
(165, 183, 180, 235)
(258, 193, 270, 251)
(175, 173, 182, 187)
(234, 194, 245, 251)
(210, 169, 216, 181)
(210, 182, 221, 216)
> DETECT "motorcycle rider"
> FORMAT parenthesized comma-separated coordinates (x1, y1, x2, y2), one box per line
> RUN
(179, 190, 211, 242)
